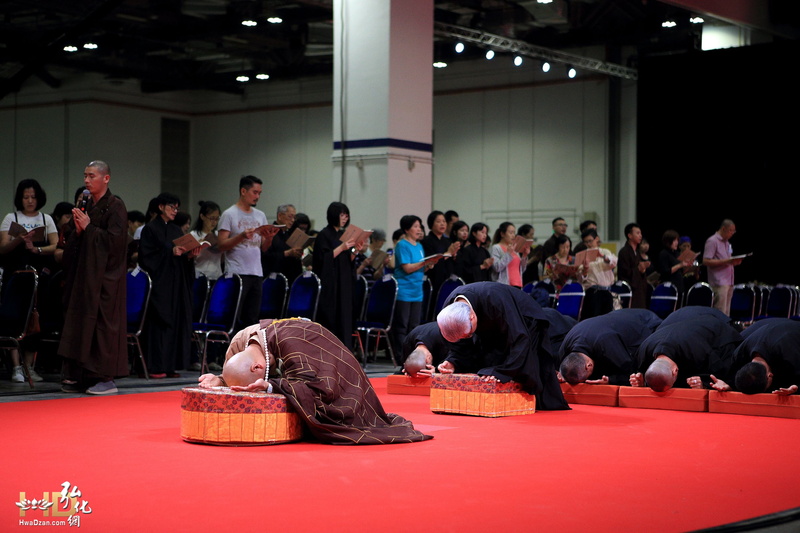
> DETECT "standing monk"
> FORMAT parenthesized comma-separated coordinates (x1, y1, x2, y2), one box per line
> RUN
(59, 161, 128, 395)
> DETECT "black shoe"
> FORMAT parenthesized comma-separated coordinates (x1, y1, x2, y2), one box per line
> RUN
(61, 382, 81, 393)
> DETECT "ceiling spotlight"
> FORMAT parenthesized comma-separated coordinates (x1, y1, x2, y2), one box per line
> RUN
(256, 73, 270, 80)
(433, 61, 448, 69)
(83, 43, 98, 49)
(567, 65, 577, 79)
(236, 75, 250, 82)
(541, 61, 551, 73)
(485, 50, 495, 60)
(241, 19, 257, 27)
(690, 16, 704, 24)
(537, 0, 554, 4)
(267, 16, 282, 24)
(63, 45, 78, 53)
(455, 42, 465, 54)
(513, 55, 523, 67)
(661, 20, 677, 28)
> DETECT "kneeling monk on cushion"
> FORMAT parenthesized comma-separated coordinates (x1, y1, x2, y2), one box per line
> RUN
(198, 318, 432, 445)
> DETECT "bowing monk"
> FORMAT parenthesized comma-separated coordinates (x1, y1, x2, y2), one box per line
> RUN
(198, 318, 432, 445)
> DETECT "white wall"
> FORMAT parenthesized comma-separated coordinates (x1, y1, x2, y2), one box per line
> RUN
(0, 59, 637, 244)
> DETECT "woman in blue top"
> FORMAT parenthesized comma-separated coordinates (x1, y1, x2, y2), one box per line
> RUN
(391, 215, 442, 366)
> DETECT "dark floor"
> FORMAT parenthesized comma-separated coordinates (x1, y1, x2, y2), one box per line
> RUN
(0, 351, 398, 403)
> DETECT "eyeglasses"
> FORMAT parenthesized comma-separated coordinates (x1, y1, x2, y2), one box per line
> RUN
(165, 204, 179, 211)
(555, 223, 568, 227)
(205, 215, 220, 221)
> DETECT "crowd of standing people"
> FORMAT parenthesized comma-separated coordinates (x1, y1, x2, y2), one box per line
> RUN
(1, 162, 749, 395)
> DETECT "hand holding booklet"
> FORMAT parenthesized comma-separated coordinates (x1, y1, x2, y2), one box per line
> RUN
(8, 221, 46, 241)
(340, 224, 372, 247)
(172, 233, 211, 252)
(286, 228, 315, 250)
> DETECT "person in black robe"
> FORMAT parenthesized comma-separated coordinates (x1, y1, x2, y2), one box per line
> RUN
(631, 313, 743, 391)
(436, 281, 570, 411)
(421, 210, 460, 319)
(457, 222, 493, 284)
(312, 202, 357, 351)
(727, 318, 800, 395)
(541, 307, 577, 359)
(138, 193, 199, 377)
(58, 161, 128, 394)
(261, 204, 303, 285)
(401, 321, 453, 376)
(658, 305, 735, 329)
(558, 308, 662, 385)
(198, 319, 432, 445)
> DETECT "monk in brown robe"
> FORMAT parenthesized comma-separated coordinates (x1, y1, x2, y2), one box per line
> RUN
(58, 160, 129, 395)
(198, 318, 432, 445)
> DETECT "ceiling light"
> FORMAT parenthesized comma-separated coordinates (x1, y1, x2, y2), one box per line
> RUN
(567, 66, 577, 78)
(241, 19, 257, 27)
(455, 42, 465, 53)
(267, 16, 282, 24)
(662, 20, 677, 28)
(541, 61, 551, 73)
(485, 50, 495, 60)
(256, 73, 270, 80)
(537, 0, 554, 4)
(63, 45, 78, 53)
(433, 61, 447, 68)
(236, 75, 250, 82)
(690, 16, 704, 24)
(513, 55, 523, 67)
(83, 43, 98, 49)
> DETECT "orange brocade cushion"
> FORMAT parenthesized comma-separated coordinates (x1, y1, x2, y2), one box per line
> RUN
(430, 374, 536, 417)
(560, 383, 620, 407)
(618, 387, 709, 412)
(709, 390, 800, 419)
(181, 387, 303, 446)
(386, 374, 432, 396)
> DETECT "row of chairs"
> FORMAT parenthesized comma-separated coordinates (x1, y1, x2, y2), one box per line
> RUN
(523, 279, 634, 321)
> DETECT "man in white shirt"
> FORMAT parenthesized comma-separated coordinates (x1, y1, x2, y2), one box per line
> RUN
(217, 175, 279, 326)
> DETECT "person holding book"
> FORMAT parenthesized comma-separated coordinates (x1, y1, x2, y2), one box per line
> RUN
(617, 222, 649, 309)
(458, 222, 493, 283)
(657, 229, 695, 300)
(702, 219, 743, 316)
(190, 200, 223, 280)
(391, 215, 443, 362)
(448, 220, 470, 281)
(263, 203, 305, 285)
(421, 210, 460, 318)
(543, 234, 576, 291)
(576, 228, 618, 318)
(0, 179, 59, 280)
(312, 201, 359, 351)
(217, 175, 280, 328)
(0, 179, 60, 383)
(138, 193, 201, 378)
(490, 221, 526, 288)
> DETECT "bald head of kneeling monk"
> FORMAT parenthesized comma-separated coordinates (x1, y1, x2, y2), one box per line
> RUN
(643, 356, 678, 392)
(403, 347, 434, 378)
(221, 339, 277, 391)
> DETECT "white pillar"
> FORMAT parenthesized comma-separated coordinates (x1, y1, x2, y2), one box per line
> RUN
(332, 0, 433, 235)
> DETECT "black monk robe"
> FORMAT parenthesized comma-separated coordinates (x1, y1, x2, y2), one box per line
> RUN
(558, 308, 662, 385)
(58, 189, 128, 377)
(635, 314, 743, 388)
(732, 318, 800, 391)
(311, 225, 354, 351)
(138, 218, 194, 373)
(441, 282, 570, 410)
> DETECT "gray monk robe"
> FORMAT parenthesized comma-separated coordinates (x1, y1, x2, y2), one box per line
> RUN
(225, 319, 432, 445)
(58, 189, 128, 378)
(441, 282, 570, 411)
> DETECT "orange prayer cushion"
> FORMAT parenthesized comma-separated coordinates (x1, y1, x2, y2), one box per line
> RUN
(181, 387, 303, 446)
(560, 383, 620, 407)
(387, 374, 432, 396)
(709, 390, 800, 419)
(430, 374, 536, 417)
(618, 387, 709, 412)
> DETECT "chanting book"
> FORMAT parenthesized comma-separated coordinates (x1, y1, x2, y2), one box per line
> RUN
(340, 224, 372, 246)
(730, 252, 753, 260)
(7, 222, 46, 242)
(513, 235, 534, 255)
(369, 249, 389, 269)
(172, 233, 212, 252)
(574, 248, 601, 265)
(286, 228, 315, 250)
(554, 263, 579, 277)
(678, 249, 700, 264)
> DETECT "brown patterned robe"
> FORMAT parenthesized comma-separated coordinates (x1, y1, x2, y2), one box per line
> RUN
(58, 189, 128, 378)
(225, 319, 432, 445)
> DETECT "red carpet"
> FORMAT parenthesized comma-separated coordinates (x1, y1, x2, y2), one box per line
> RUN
(3, 377, 800, 532)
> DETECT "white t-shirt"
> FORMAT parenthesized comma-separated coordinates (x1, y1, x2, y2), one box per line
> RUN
(0, 211, 58, 239)
(190, 229, 223, 280)
(218, 205, 268, 276)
